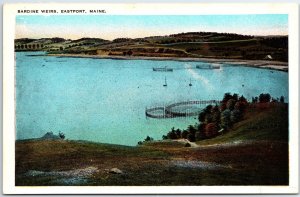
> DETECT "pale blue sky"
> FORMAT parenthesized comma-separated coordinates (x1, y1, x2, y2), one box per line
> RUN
(16, 15, 288, 40)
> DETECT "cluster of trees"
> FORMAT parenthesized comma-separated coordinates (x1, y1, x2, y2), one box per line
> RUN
(64, 43, 83, 49)
(186, 45, 287, 61)
(161, 93, 286, 143)
(169, 32, 254, 40)
(252, 93, 284, 103)
(162, 126, 198, 142)
(138, 92, 286, 144)
(137, 135, 153, 145)
(149, 32, 254, 44)
(116, 47, 188, 57)
(50, 37, 66, 43)
(15, 43, 45, 51)
(41, 131, 65, 140)
(162, 93, 248, 142)
(113, 38, 132, 43)
(71, 38, 107, 43)
(260, 37, 288, 49)
(157, 39, 196, 44)
(64, 42, 100, 50)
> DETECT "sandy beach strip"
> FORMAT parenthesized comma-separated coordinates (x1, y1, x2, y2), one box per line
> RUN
(47, 53, 288, 72)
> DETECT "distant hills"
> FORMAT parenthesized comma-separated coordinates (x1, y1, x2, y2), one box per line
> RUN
(15, 31, 288, 61)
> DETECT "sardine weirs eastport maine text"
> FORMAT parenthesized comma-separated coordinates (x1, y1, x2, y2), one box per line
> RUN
(17, 10, 106, 14)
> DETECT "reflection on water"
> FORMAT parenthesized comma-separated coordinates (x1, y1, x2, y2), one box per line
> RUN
(16, 52, 288, 145)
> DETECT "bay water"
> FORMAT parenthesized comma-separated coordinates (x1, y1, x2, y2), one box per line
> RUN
(16, 52, 288, 145)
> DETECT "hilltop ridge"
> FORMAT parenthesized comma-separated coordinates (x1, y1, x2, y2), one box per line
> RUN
(15, 31, 288, 62)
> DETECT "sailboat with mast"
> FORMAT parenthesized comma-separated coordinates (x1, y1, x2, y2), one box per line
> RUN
(163, 76, 167, 87)
(189, 78, 192, 86)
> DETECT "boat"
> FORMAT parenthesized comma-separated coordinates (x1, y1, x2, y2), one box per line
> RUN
(153, 66, 173, 72)
(196, 63, 220, 69)
(163, 77, 167, 87)
(189, 78, 192, 86)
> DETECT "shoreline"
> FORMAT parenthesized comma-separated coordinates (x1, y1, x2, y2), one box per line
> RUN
(46, 53, 288, 72)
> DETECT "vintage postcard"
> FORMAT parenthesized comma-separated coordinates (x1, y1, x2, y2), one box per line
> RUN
(2, 3, 299, 194)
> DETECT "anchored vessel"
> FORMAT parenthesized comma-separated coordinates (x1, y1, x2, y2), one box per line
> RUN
(153, 66, 173, 72)
(196, 63, 221, 69)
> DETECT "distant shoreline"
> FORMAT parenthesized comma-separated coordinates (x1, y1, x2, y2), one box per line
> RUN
(46, 53, 288, 72)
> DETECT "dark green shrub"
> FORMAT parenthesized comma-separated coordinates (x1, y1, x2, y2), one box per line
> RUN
(59, 131, 65, 139)
(221, 109, 232, 129)
(230, 109, 241, 123)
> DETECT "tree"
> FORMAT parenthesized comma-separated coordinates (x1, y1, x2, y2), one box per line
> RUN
(198, 111, 206, 122)
(212, 105, 220, 113)
(197, 123, 206, 132)
(181, 130, 188, 139)
(186, 125, 197, 142)
(221, 109, 232, 130)
(271, 97, 278, 102)
(219, 102, 227, 111)
(204, 105, 213, 114)
(234, 101, 246, 112)
(252, 96, 258, 103)
(187, 125, 197, 135)
(187, 133, 195, 142)
(226, 99, 236, 111)
(167, 129, 177, 139)
(239, 95, 247, 103)
(230, 109, 241, 123)
(222, 93, 233, 103)
(280, 96, 285, 103)
(259, 93, 271, 103)
(205, 123, 218, 138)
(59, 131, 65, 139)
(195, 131, 202, 141)
(175, 128, 182, 139)
(232, 93, 239, 101)
(205, 113, 213, 124)
(212, 110, 221, 123)
(195, 123, 206, 140)
(144, 136, 153, 142)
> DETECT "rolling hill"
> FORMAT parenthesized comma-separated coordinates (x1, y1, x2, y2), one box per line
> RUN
(15, 31, 288, 62)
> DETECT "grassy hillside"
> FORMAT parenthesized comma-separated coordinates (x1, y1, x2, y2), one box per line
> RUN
(196, 103, 288, 145)
(15, 103, 289, 186)
(14, 31, 288, 61)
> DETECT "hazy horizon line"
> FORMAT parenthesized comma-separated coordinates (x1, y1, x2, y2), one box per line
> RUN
(15, 31, 288, 41)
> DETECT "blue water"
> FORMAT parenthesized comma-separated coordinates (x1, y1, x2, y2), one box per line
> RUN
(16, 52, 288, 145)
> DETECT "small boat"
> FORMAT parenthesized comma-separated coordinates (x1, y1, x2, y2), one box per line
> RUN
(163, 77, 167, 87)
(189, 78, 192, 86)
(196, 64, 220, 69)
(153, 66, 173, 72)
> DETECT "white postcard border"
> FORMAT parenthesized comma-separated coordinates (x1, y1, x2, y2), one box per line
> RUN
(3, 3, 299, 194)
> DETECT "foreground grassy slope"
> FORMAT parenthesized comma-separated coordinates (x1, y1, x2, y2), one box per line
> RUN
(15, 103, 288, 186)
